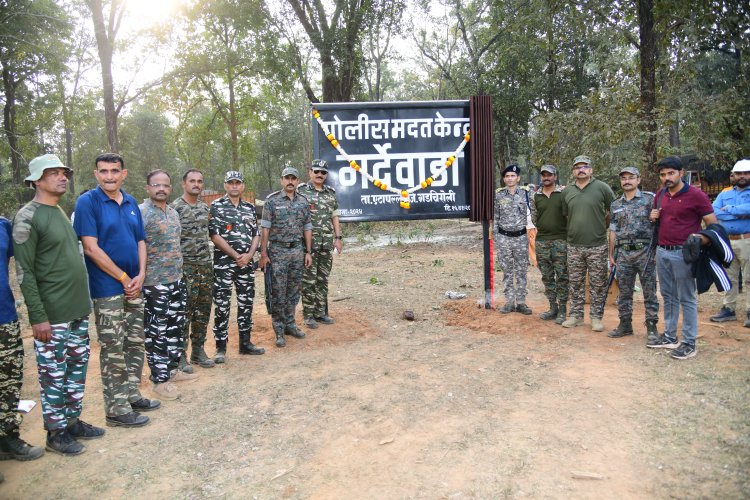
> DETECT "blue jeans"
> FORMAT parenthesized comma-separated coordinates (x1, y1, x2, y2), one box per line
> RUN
(656, 247, 697, 345)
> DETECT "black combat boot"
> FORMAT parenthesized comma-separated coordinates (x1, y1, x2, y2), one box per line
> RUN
(645, 319, 659, 344)
(607, 319, 634, 338)
(239, 331, 265, 355)
(555, 302, 567, 325)
(275, 332, 286, 347)
(214, 339, 227, 364)
(539, 301, 558, 321)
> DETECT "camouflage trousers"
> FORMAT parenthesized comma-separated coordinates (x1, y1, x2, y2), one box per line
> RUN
(0, 321, 23, 437)
(615, 248, 659, 322)
(496, 233, 529, 304)
(302, 249, 333, 318)
(33, 317, 90, 431)
(567, 244, 609, 320)
(269, 247, 304, 334)
(144, 281, 186, 383)
(212, 262, 255, 343)
(182, 263, 213, 350)
(92, 295, 145, 417)
(536, 239, 569, 304)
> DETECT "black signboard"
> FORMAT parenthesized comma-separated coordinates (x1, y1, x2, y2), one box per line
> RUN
(311, 101, 471, 222)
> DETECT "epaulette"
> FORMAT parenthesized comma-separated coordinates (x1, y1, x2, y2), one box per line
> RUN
(325, 185, 336, 193)
(265, 190, 282, 199)
(642, 191, 655, 196)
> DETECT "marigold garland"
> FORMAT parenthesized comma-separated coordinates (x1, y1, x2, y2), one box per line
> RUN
(312, 108, 470, 209)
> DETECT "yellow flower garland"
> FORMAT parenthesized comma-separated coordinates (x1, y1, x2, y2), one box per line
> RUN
(312, 108, 470, 209)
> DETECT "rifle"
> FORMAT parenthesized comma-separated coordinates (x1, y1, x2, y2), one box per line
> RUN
(263, 262, 273, 314)
(643, 188, 666, 276)
(602, 247, 618, 313)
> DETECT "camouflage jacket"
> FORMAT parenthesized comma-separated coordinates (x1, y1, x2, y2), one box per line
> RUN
(208, 195, 258, 264)
(297, 182, 340, 251)
(139, 199, 183, 287)
(494, 187, 530, 232)
(609, 189, 655, 245)
(171, 197, 211, 265)
(260, 190, 312, 245)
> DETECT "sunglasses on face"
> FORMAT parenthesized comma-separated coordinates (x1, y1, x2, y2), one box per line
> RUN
(312, 169, 327, 175)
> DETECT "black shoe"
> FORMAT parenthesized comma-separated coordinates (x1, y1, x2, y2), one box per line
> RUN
(285, 327, 306, 339)
(709, 306, 736, 322)
(66, 419, 105, 440)
(46, 430, 85, 456)
(670, 342, 697, 360)
(497, 302, 514, 314)
(607, 320, 634, 338)
(315, 315, 335, 325)
(0, 434, 44, 461)
(131, 398, 161, 412)
(239, 342, 265, 355)
(646, 335, 679, 349)
(539, 304, 558, 321)
(275, 333, 286, 347)
(515, 303, 532, 315)
(105, 412, 150, 428)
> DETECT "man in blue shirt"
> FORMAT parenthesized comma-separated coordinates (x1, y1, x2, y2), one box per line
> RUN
(710, 159, 750, 326)
(0, 218, 44, 465)
(74, 153, 159, 428)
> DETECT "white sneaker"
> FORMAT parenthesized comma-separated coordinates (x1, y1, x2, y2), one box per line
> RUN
(153, 381, 180, 401)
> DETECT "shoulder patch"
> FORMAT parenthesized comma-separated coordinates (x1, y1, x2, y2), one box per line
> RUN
(12, 202, 38, 245)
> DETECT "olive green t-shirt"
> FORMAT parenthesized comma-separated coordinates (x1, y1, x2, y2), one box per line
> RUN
(561, 178, 616, 247)
(13, 202, 90, 325)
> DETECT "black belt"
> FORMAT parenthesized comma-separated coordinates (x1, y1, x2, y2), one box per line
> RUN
(497, 227, 526, 237)
(619, 243, 646, 251)
(658, 244, 683, 250)
(271, 241, 301, 248)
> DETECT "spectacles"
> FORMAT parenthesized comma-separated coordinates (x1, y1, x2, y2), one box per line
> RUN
(312, 169, 327, 175)
(148, 183, 171, 189)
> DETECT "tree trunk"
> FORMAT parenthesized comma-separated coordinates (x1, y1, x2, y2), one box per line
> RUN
(88, 0, 120, 153)
(2, 67, 23, 202)
(637, 0, 658, 189)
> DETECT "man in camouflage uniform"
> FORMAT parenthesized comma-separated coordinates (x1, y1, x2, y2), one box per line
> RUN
(209, 170, 264, 363)
(607, 166, 659, 341)
(561, 155, 616, 332)
(530, 165, 568, 324)
(75, 153, 156, 429)
(297, 159, 343, 329)
(259, 166, 313, 347)
(1, 215, 44, 464)
(140, 170, 197, 402)
(13, 154, 104, 456)
(493, 164, 532, 314)
(172, 169, 215, 368)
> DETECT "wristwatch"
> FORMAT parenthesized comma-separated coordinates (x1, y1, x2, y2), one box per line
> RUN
(335, 235, 343, 240)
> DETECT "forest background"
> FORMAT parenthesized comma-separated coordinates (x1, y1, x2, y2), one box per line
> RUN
(1, 0, 748, 217)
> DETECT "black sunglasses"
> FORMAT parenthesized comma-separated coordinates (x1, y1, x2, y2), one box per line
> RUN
(312, 169, 327, 175)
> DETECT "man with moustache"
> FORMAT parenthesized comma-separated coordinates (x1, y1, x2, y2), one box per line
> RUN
(710, 159, 750, 326)
(172, 169, 215, 369)
(259, 166, 313, 347)
(140, 170, 197, 402)
(648, 156, 717, 359)
(530, 165, 568, 324)
(607, 167, 659, 342)
(74, 153, 155, 428)
(560, 155, 616, 332)
(493, 164, 532, 314)
(209, 171, 264, 363)
(297, 159, 343, 329)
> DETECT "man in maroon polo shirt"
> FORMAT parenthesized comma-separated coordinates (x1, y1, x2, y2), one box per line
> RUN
(647, 156, 717, 359)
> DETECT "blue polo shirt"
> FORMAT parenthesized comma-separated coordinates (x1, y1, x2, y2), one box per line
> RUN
(74, 186, 146, 299)
(0, 218, 18, 324)
(713, 186, 750, 235)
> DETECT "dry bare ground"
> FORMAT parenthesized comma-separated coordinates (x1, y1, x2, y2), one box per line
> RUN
(3, 220, 749, 499)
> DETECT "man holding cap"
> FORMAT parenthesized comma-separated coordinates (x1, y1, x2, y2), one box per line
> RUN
(259, 166, 313, 347)
(493, 163, 532, 314)
(710, 159, 750, 326)
(607, 166, 659, 341)
(531, 164, 568, 324)
(209, 170, 264, 363)
(561, 155, 616, 332)
(14, 154, 104, 455)
(297, 159, 343, 329)
(648, 156, 717, 359)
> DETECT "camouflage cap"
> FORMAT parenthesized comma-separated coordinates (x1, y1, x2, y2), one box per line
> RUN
(619, 166, 640, 176)
(25, 154, 71, 186)
(224, 170, 244, 182)
(282, 166, 300, 178)
(573, 155, 592, 166)
(540, 164, 557, 175)
(311, 159, 328, 172)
